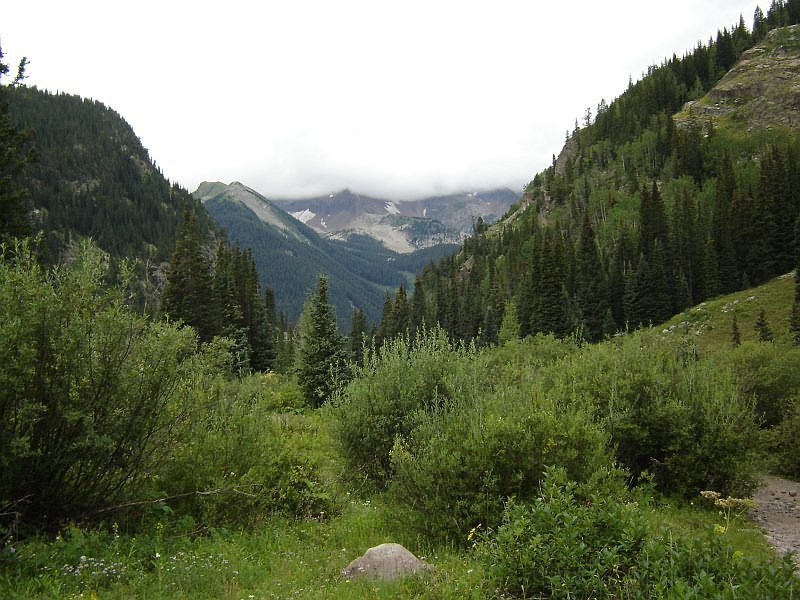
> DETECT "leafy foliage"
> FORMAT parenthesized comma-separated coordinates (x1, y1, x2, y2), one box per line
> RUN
(541, 331, 763, 497)
(330, 327, 476, 485)
(478, 467, 799, 599)
(0, 240, 199, 532)
(155, 368, 334, 526)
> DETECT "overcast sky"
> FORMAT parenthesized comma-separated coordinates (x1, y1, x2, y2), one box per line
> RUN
(4, 1, 759, 200)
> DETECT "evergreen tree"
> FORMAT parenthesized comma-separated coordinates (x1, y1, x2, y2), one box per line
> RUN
(575, 210, 608, 342)
(377, 291, 396, 346)
(624, 244, 672, 329)
(713, 152, 739, 294)
(732, 313, 741, 347)
(393, 285, 411, 337)
(161, 208, 217, 342)
(295, 275, 348, 407)
(530, 231, 573, 338)
(240, 249, 275, 371)
(753, 6, 768, 42)
(0, 43, 33, 242)
(789, 303, 800, 346)
(498, 299, 521, 344)
(791, 217, 800, 345)
(754, 308, 774, 342)
(349, 307, 368, 365)
(410, 274, 427, 332)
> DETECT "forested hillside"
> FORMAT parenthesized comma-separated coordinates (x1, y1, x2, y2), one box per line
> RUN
(6, 86, 206, 265)
(378, 10, 800, 345)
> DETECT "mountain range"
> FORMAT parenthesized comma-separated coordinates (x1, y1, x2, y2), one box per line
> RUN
(193, 181, 462, 328)
(271, 188, 519, 253)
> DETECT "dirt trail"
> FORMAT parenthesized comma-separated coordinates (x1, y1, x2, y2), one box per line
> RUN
(749, 475, 800, 567)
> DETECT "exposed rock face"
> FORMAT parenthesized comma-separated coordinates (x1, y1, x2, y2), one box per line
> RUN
(273, 188, 518, 253)
(342, 543, 432, 581)
(677, 25, 800, 131)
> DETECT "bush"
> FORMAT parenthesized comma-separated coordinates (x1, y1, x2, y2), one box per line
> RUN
(477, 466, 648, 599)
(329, 327, 476, 485)
(478, 467, 800, 599)
(154, 369, 334, 526)
(770, 396, 800, 478)
(388, 388, 610, 542)
(540, 332, 763, 496)
(0, 241, 200, 533)
(728, 342, 800, 427)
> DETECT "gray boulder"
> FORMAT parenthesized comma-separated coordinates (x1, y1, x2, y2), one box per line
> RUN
(342, 543, 432, 581)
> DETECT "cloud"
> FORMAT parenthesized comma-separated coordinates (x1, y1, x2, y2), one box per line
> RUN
(4, 1, 759, 200)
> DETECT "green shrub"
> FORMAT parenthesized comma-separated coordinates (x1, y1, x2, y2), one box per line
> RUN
(155, 370, 334, 526)
(477, 466, 648, 599)
(770, 396, 800, 478)
(388, 389, 610, 542)
(329, 327, 477, 485)
(0, 240, 200, 533)
(541, 332, 763, 496)
(478, 467, 800, 599)
(727, 342, 800, 427)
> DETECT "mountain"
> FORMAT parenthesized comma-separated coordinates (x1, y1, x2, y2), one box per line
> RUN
(195, 181, 458, 328)
(7, 86, 204, 266)
(271, 188, 519, 253)
(375, 20, 800, 345)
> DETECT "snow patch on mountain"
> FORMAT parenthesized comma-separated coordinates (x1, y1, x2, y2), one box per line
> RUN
(291, 209, 316, 224)
(384, 201, 400, 215)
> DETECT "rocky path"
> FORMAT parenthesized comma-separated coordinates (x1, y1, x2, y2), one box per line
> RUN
(749, 475, 800, 568)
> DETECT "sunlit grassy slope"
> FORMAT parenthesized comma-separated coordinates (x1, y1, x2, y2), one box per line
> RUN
(658, 271, 796, 351)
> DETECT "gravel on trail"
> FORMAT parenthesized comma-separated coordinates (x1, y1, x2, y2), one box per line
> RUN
(749, 475, 800, 568)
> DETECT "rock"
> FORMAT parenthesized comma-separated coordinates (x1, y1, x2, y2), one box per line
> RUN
(342, 543, 432, 581)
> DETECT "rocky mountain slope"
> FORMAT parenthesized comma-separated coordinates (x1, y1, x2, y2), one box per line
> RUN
(272, 188, 519, 253)
(678, 24, 800, 130)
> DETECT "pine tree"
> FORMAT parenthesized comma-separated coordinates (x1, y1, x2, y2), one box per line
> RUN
(789, 303, 800, 346)
(790, 216, 800, 345)
(0, 43, 33, 242)
(753, 6, 768, 42)
(393, 285, 411, 337)
(498, 299, 521, 344)
(575, 210, 608, 342)
(732, 313, 741, 347)
(240, 249, 275, 371)
(349, 307, 368, 365)
(754, 308, 774, 342)
(530, 230, 573, 337)
(295, 275, 348, 407)
(713, 152, 739, 294)
(161, 208, 217, 342)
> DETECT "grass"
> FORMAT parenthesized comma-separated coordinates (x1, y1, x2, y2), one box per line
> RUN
(3, 499, 779, 599)
(658, 271, 795, 351)
(1, 496, 488, 599)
